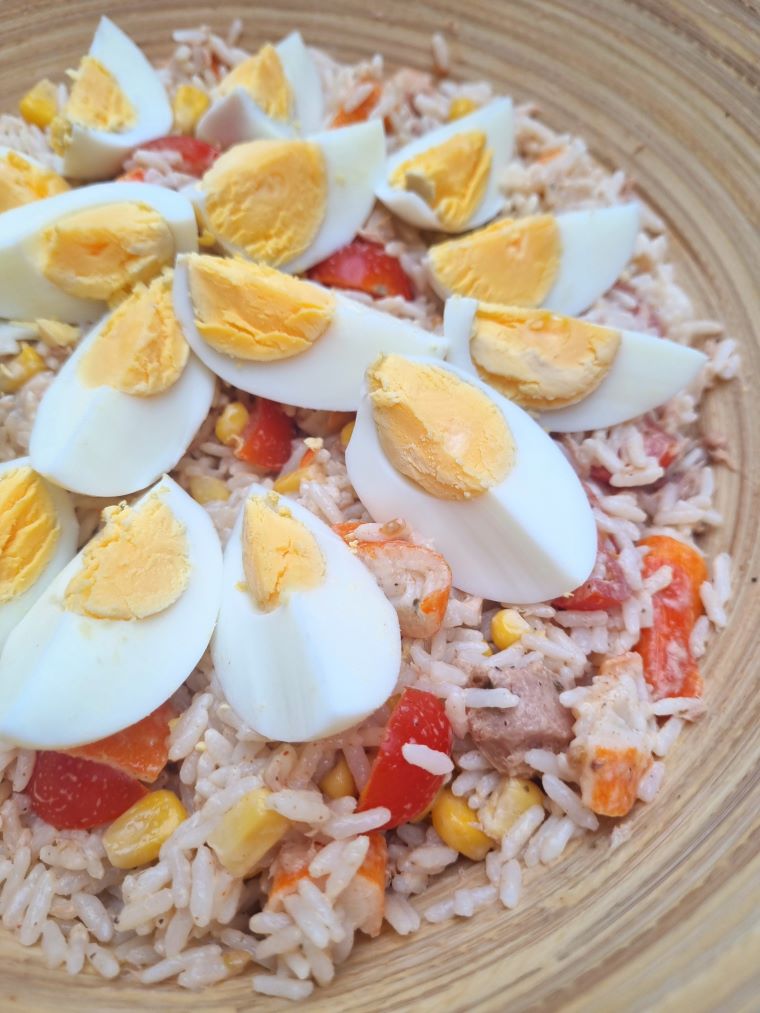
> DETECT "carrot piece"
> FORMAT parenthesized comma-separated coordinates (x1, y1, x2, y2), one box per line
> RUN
(585, 745, 651, 818)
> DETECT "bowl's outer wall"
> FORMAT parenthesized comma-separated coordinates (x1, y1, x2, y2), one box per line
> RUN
(1, 1, 758, 1010)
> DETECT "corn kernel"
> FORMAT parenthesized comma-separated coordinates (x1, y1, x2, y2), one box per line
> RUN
(273, 465, 311, 495)
(215, 401, 249, 446)
(19, 79, 58, 129)
(207, 788, 290, 878)
(223, 949, 252, 974)
(189, 474, 231, 504)
(319, 755, 356, 800)
(172, 83, 211, 134)
(0, 343, 46, 394)
(339, 420, 355, 447)
(479, 777, 544, 840)
(491, 608, 531, 650)
(103, 790, 187, 870)
(448, 96, 477, 121)
(34, 319, 81, 348)
(431, 787, 492, 861)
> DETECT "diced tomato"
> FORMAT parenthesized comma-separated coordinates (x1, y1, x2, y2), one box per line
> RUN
(636, 535, 708, 700)
(553, 537, 630, 611)
(117, 167, 147, 182)
(590, 423, 680, 485)
(357, 688, 452, 830)
(307, 239, 414, 300)
(132, 136, 221, 176)
(234, 397, 295, 472)
(28, 752, 148, 831)
(66, 702, 174, 783)
(332, 83, 382, 127)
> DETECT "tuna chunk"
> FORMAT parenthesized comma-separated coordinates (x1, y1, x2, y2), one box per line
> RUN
(468, 663, 573, 775)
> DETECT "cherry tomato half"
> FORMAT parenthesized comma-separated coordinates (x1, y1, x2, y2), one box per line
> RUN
(29, 752, 148, 831)
(307, 239, 414, 300)
(234, 398, 296, 472)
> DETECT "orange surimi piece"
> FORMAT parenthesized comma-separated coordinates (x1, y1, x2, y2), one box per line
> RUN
(66, 701, 174, 783)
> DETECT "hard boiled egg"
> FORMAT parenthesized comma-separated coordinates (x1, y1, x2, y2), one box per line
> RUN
(212, 487, 400, 741)
(375, 99, 513, 232)
(172, 253, 449, 410)
(29, 270, 215, 497)
(445, 296, 707, 432)
(196, 120, 385, 273)
(0, 457, 78, 652)
(0, 147, 68, 214)
(49, 17, 172, 180)
(0, 476, 222, 749)
(0, 181, 198, 323)
(197, 32, 324, 147)
(345, 354, 597, 604)
(428, 203, 641, 316)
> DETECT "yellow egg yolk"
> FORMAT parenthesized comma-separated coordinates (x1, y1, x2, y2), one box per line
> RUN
(64, 494, 190, 621)
(242, 494, 325, 611)
(389, 131, 492, 231)
(428, 215, 561, 304)
(216, 44, 292, 121)
(37, 202, 175, 304)
(50, 56, 137, 153)
(201, 140, 327, 267)
(186, 254, 335, 362)
(470, 304, 621, 411)
(0, 151, 69, 214)
(367, 355, 514, 500)
(0, 466, 60, 605)
(79, 271, 188, 395)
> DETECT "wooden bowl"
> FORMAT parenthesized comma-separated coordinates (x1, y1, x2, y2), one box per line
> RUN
(1, 2, 758, 1009)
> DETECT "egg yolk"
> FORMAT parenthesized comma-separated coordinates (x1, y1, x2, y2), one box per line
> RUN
(201, 140, 326, 267)
(0, 466, 60, 605)
(389, 131, 492, 230)
(367, 355, 514, 500)
(216, 44, 292, 122)
(428, 215, 561, 304)
(64, 494, 190, 621)
(470, 305, 621, 411)
(50, 56, 137, 153)
(0, 151, 69, 214)
(37, 202, 175, 303)
(242, 494, 325, 611)
(186, 254, 335, 362)
(79, 271, 188, 395)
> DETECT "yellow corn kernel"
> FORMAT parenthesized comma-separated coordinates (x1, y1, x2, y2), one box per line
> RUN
(207, 788, 290, 878)
(189, 474, 231, 504)
(215, 401, 249, 446)
(339, 420, 355, 448)
(491, 608, 531, 650)
(19, 79, 58, 129)
(223, 949, 252, 974)
(431, 787, 492, 861)
(273, 465, 312, 495)
(448, 96, 477, 121)
(319, 755, 356, 800)
(34, 319, 81, 348)
(479, 777, 544, 840)
(172, 83, 211, 134)
(0, 343, 46, 394)
(103, 790, 187, 870)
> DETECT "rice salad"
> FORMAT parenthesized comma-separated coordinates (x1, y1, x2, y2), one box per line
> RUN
(0, 17, 739, 1000)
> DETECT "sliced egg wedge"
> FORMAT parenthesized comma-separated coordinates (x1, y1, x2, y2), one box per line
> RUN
(0, 147, 69, 214)
(212, 487, 400, 742)
(196, 120, 385, 273)
(345, 354, 597, 604)
(197, 31, 324, 147)
(0, 476, 222, 750)
(172, 253, 449, 410)
(49, 17, 172, 180)
(428, 203, 641, 316)
(445, 296, 707, 432)
(375, 98, 513, 232)
(0, 457, 78, 653)
(29, 270, 215, 497)
(0, 181, 198, 324)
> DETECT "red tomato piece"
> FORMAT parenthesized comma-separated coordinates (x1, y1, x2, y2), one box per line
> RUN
(234, 398, 295, 472)
(357, 688, 453, 830)
(636, 535, 708, 700)
(590, 423, 680, 485)
(133, 136, 221, 176)
(553, 537, 630, 611)
(66, 701, 174, 783)
(307, 239, 414, 300)
(28, 752, 148, 831)
(332, 83, 382, 127)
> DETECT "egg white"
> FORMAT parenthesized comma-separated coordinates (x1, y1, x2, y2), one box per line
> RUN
(212, 485, 400, 742)
(0, 476, 223, 749)
(375, 98, 514, 232)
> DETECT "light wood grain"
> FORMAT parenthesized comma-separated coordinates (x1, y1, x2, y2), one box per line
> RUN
(1, 2, 758, 1010)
